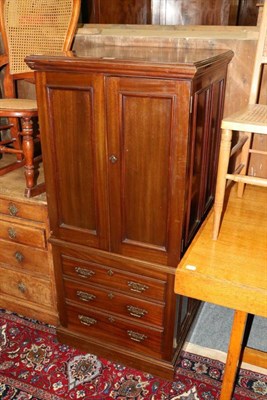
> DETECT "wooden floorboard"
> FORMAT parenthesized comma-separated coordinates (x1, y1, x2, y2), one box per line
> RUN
(0, 154, 46, 203)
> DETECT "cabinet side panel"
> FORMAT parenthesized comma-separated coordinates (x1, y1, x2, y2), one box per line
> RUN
(185, 78, 226, 246)
(203, 80, 225, 211)
(185, 87, 210, 244)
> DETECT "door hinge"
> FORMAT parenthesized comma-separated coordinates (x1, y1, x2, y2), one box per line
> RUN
(189, 96, 193, 114)
(181, 238, 185, 254)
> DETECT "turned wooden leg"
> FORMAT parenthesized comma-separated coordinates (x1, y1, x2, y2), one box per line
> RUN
(237, 132, 252, 198)
(21, 117, 35, 198)
(8, 117, 24, 162)
(219, 310, 248, 400)
(212, 129, 233, 240)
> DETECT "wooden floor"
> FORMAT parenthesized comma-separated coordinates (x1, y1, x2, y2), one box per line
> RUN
(0, 154, 46, 204)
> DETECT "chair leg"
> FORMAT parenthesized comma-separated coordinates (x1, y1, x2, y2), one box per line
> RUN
(21, 117, 35, 198)
(0, 118, 25, 175)
(237, 131, 252, 198)
(213, 129, 233, 240)
(9, 117, 24, 162)
(219, 310, 248, 400)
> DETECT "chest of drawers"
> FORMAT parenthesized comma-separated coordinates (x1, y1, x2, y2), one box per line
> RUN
(61, 250, 166, 356)
(0, 165, 58, 325)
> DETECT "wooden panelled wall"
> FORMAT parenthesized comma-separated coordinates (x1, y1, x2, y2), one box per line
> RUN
(82, 0, 262, 26)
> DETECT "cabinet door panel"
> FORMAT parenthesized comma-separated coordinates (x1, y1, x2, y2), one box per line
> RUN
(36, 73, 109, 249)
(106, 77, 190, 266)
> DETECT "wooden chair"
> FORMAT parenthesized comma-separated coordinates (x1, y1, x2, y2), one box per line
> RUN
(0, 0, 81, 197)
(212, 1, 267, 240)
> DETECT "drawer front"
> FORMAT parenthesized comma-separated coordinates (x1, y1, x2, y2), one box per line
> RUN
(62, 255, 166, 302)
(65, 304, 163, 358)
(0, 239, 49, 275)
(0, 199, 47, 222)
(0, 267, 53, 307)
(64, 278, 164, 327)
(0, 219, 46, 248)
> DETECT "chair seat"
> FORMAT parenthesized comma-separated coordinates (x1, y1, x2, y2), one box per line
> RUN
(221, 104, 267, 134)
(0, 98, 37, 111)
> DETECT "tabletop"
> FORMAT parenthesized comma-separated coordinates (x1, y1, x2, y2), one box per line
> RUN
(175, 185, 267, 318)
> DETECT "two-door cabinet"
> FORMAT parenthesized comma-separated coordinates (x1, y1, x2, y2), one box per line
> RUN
(26, 46, 233, 379)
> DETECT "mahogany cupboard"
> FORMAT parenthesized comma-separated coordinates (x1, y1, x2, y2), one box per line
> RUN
(26, 46, 233, 379)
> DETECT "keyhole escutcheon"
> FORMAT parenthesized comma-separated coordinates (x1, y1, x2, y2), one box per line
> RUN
(109, 155, 118, 164)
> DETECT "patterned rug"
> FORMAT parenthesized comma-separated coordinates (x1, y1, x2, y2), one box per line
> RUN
(0, 309, 266, 400)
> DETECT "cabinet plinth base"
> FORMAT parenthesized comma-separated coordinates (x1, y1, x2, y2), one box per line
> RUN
(57, 327, 177, 380)
(57, 297, 201, 380)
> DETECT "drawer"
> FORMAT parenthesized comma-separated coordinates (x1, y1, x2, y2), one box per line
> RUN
(0, 239, 49, 275)
(0, 198, 47, 222)
(65, 304, 164, 358)
(0, 219, 46, 248)
(62, 255, 166, 302)
(0, 267, 54, 307)
(64, 277, 164, 327)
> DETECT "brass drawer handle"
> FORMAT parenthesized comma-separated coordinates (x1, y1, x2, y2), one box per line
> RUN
(75, 267, 95, 278)
(108, 292, 115, 299)
(127, 330, 147, 343)
(127, 305, 148, 318)
(14, 251, 24, 263)
(8, 203, 19, 216)
(78, 315, 97, 326)
(107, 269, 114, 276)
(127, 281, 149, 294)
(108, 316, 115, 323)
(8, 227, 17, 239)
(18, 282, 26, 293)
(76, 290, 96, 302)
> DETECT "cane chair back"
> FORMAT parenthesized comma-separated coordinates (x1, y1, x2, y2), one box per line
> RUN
(0, 0, 81, 197)
(249, 1, 267, 104)
(212, 1, 267, 240)
(1, 0, 80, 76)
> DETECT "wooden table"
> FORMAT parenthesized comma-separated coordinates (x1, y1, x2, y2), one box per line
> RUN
(175, 185, 267, 400)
